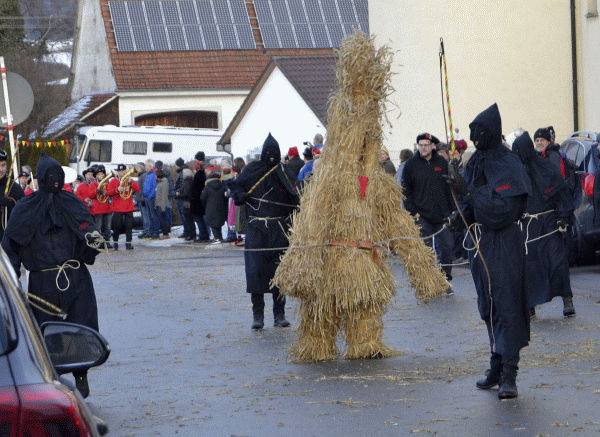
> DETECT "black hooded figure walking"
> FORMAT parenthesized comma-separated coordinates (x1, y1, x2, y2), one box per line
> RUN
(227, 134, 299, 329)
(444, 104, 532, 399)
(1, 153, 104, 398)
(512, 132, 576, 317)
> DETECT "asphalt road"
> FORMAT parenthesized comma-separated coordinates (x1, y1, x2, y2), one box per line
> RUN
(83, 232, 600, 437)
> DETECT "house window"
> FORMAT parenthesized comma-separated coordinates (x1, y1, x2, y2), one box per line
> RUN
(123, 141, 147, 155)
(85, 140, 112, 162)
(153, 142, 172, 153)
(588, 0, 598, 17)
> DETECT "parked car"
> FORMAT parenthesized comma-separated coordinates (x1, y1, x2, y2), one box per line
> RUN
(0, 249, 110, 436)
(560, 131, 600, 265)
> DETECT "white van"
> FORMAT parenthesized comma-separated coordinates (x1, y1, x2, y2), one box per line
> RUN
(69, 125, 232, 173)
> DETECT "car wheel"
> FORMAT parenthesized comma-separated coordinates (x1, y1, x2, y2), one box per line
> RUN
(575, 223, 596, 265)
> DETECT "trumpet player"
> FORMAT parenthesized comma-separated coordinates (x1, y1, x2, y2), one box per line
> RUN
(89, 165, 113, 248)
(107, 164, 139, 250)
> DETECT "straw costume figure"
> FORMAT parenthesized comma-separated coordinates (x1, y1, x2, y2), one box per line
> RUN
(272, 32, 448, 362)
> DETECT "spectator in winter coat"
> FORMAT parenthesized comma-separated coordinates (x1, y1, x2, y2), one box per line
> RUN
(142, 160, 160, 239)
(134, 162, 150, 238)
(154, 169, 170, 239)
(402, 132, 455, 294)
(190, 152, 211, 242)
(179, 169, 195, 241)
(285, 146, 304, 178)
(395, 148, 414, 187)
(378, 147, 397, 175)
(201, 166, 228, 243)
(174, 157, 190, 238)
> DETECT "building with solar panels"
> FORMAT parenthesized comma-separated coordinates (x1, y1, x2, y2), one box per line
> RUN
(63, 0, 367, 158)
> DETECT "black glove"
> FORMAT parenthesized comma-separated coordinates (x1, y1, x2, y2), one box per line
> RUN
(443, 174, 470, 196)
(0, 195, 12, 207)
(556, 219, 568, 231)
(446, 211, 465, 232)
(233, 191, 249, 206)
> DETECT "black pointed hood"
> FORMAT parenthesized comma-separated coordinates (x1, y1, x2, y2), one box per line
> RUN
(37, 153, 65, 194)
(512, 132, 537, 164)
(469, 103, 502, 151)
(260, 133, 281, 168)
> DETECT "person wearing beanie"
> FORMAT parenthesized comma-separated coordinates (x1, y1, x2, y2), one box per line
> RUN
(285, 146, 304, 178)
(195, 151, 206, 162)
(512, 131, 576, 319)
(297, 146, 315, 180)
(2, 153, 105, 398)
(534, 127, 563, 171)
(227, 133, 299, 330)
(0, 149, 24, 241)
(379, 147, 397, 175)
(402, 132, 455, 295)
(444, 103, 532, 399)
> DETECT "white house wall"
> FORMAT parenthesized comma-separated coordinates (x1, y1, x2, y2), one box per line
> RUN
(117, 90, 248, 132)
(371, 0, 574, 159)
(230, 68, 325, 159)
(579, 2, 600, 131)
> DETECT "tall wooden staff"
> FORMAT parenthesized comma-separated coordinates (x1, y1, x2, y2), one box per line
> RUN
(0, 57, 19, 184)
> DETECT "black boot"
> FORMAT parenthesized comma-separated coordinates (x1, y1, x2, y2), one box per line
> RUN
(498, 358, 519, 399)
(251, 294, 265, 330)
(498, 373, 518, 399)
(126, 242, 134, 250)
(273, 292, 290, 327)
(563, 297, 576, 317)
(113, 242, 119, 251)
(476, 353, 502, 389)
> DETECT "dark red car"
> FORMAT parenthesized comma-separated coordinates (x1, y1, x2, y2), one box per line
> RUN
(0, 249, 110, 436)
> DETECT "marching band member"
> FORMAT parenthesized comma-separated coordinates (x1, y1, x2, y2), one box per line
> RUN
(107, 164, 139, 250)
(76, 167, 95, 216)
(89, 165, 113, 247)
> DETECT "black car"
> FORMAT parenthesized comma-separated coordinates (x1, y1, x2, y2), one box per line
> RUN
(560, 131, 600, 265)
(0, 249, 110, 436)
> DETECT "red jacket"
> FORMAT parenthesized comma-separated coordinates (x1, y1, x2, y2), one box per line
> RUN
(76, 182, 94, 215)
(107, 177, 140, 213)
(89, 181, 112, 214)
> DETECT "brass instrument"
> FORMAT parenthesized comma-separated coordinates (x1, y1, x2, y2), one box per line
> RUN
(96, 171, 114, 203)
(119, 167, 137, 200)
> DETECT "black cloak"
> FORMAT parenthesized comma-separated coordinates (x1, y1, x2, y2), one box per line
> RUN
(461, 104, 531, 358)
(513, 132, 574, 307)
(227, 134, 299, 295)
(2, 154, 100, 330)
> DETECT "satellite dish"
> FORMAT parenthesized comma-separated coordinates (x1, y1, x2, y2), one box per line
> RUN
(62, 166, 77, 184)
(0, 72, 34, 127)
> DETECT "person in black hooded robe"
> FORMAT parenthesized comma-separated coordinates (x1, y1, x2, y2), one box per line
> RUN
(512, 132, 576, 318)
(0, 149, 25, 241)
(227, 133, 299, 330)
(1, 153, 104, 398)
(444, 103, 531, 399)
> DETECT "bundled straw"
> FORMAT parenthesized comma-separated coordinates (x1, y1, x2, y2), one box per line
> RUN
(272, 31, 448, 362)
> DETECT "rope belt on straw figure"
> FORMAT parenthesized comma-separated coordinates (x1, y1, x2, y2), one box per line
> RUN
(271, 31, 448, 363)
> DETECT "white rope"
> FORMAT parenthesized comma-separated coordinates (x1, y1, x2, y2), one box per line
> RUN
(41, 260, 80, 292)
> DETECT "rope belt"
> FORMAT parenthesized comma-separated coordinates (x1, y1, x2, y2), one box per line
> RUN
(248, 216, 285, 228)
(518, 209, 556, 255)
(41, 260, 81, 292)
(329, 239, 384, 268)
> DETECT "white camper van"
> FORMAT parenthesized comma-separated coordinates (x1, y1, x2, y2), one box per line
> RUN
(69, 125, 231, 172)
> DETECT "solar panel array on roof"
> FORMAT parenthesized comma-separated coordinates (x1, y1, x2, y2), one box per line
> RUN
(108, 0, 256, 52)
(253, 0, 368, 49)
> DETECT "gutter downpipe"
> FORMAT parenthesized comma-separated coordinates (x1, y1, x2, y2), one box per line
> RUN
(571, 0, 579, 131)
